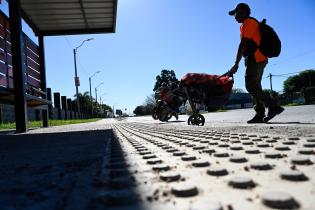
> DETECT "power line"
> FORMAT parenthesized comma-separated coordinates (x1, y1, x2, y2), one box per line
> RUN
(64, 37, 73, 49)
(272, 71, 305, 77)
(265, 68, 315, 93)
(63, 37, 89, 77)
(269, 48, 315, 67)
(264, 69, 314, 79)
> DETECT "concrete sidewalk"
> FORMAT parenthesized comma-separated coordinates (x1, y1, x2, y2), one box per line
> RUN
(0, 128, 116, 210)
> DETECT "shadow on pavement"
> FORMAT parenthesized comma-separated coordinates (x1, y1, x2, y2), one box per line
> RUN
(267, 122, 315, 125)
(157, 120, 186, 124)
(0, 129, 143, 210)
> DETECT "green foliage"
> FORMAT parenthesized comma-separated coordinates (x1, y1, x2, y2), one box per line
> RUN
(0, 119, 100, 130)
(263, 89, 279, 97)
(134, 69, 179, 116)
(74, 91, 93, 113)
(101, 104, 113, 112)
(145, 93, 156, 108)
(285, 102, 304, 107)
(303, 86, 315, 104)
(153, 69, 179, 91)
(232, 88, 245, 93)
(133, 94, 156, 116)
(283, 69, 315, 93)
(74, 91, 112, 114)
(134, 105, 153, 116)
(133, 105, 146, 116)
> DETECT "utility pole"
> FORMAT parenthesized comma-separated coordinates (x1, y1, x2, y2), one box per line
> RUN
(268, 73, 273, 92)
(73, 49, 80, 115)
(89, 71, 100, 116)
(95, 87, 98, 104)
(89, 77, 92, 101)
(95, 82, 104, 104)
(73, 38, 93, 117)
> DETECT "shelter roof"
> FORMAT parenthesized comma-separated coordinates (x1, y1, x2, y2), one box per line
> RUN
(18, 0, 117, 36)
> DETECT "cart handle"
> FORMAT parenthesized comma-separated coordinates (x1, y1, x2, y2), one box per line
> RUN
(219, 70, 235, 79)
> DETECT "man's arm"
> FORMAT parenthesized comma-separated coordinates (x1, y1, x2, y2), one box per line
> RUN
(230, 38, 250, 73)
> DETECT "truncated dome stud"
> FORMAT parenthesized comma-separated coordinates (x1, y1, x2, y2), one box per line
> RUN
(228, 177, 256, 189)
(207, 167, 229, 176)
(250, 162, 273, 170)
(229, 156, 248, 163)
(192, 160, 210, 167)
(291, 156, 313, 165)
(171, 184, 198, 197)
(160, 172, 181, 182)
(152, 164, 170, 172)
(190, 201, 223, 210)
(262, 191, 300, 209)
(280, 170, 309, 181)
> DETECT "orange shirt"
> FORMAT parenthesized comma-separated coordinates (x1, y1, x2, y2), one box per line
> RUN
(240, 18, 268, 62)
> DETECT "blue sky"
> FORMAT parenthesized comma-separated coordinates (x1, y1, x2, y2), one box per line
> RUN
(1, 0, 315, 113)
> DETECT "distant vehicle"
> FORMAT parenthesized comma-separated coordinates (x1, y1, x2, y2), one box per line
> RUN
(115, 109, 123, 116)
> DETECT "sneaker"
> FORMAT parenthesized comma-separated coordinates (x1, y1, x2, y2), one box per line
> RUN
(263, 106, 284, 123)
(247, 114, 265, 124)
(174, 113, 179, 120)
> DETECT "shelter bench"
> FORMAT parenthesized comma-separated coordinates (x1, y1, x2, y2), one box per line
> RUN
(0, 11, 51, 124)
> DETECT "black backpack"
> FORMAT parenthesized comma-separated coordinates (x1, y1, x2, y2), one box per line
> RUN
(254, 18, 281, 58)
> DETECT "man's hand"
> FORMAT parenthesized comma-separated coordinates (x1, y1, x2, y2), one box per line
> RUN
(229, 63, 239, 74)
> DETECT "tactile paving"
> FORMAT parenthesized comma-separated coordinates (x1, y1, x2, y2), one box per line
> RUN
(103, 123, 315, 210)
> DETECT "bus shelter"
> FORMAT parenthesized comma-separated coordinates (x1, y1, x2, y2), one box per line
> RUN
(5, 0, 118, 132)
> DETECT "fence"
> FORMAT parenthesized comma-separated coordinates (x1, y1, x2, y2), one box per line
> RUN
(0, 87, 92, 123)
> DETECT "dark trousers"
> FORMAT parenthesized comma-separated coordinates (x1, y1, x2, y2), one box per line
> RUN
(245, 58, 273, 116)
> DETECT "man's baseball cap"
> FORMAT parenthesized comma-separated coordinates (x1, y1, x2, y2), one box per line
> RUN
(228, 3, 250, 16)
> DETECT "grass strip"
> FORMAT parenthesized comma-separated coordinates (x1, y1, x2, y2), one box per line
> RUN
(0, 118, 100, 130)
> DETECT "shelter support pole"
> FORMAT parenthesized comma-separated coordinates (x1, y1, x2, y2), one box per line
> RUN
(47, 88, 53, 119)
(9, 0, 28, 132)
(54, 93, 61, 120)
(38, 35, 49, 127)
(67, 99, 73, 120)
(61, 96, 68, 120)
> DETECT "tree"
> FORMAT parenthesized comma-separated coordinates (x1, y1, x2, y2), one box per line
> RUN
(74, 91, 93, 113)
(133, 105, 145, 116)
(101, 104, 112, 112)
(153, 69, 179, 92)
(145, 93, 156, 109)
(133, 93, 156, 116)
(74, 91, 112, 116)
(283, 69, 315, 94)
(263, 89, 279, 97)
(232, 88, 245, 93)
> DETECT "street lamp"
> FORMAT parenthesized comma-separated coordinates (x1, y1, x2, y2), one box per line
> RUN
(99, 93, 107, 116)
(89, 70, 101, 101)
(89, 71, 100, 116)
(95, 82, 104, 104)
(100, 93, 107, 105)
(73, 38, 94, 115)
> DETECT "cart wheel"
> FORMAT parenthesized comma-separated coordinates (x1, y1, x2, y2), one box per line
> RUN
(159, 108, 172, 122)
(152, 112, 158, 120)
(187, 114, 205, 126)
(152, 108, 158, 120)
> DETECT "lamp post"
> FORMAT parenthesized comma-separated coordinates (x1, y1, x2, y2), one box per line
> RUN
(99, 93, 107, 116)
(89, 71, 100, 116)
(89, 71, 101, 102)
(100, 93, 107, 106)
(95, 82, 104, 104)
(73, 38, 93, 116)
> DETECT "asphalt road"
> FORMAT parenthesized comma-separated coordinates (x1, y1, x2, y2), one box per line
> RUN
(121, 105, 315, 137)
